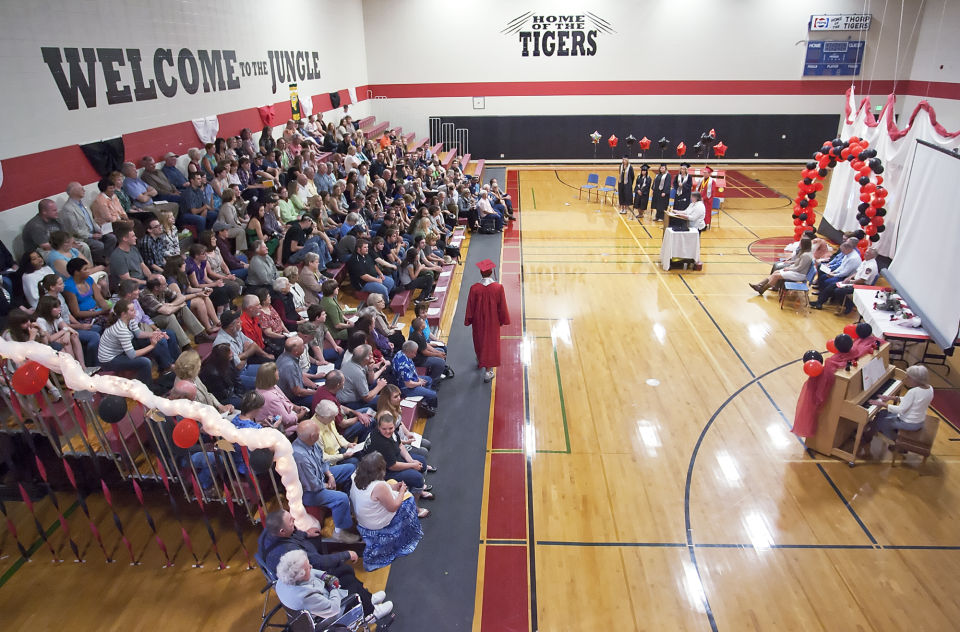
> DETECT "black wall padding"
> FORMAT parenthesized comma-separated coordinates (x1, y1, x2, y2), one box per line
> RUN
(434, 114, 841, 160)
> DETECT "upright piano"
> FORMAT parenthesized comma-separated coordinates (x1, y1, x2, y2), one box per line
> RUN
(805, 342, 906, 465)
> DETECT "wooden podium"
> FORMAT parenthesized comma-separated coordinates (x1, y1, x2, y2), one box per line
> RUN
(805, 342, 906, 465)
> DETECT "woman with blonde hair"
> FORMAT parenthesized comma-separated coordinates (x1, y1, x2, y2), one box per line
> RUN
(217, 188, 247, 251)
(173, 349, 234, 414)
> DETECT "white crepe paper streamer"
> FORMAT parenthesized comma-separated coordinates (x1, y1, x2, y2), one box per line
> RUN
(0, 340, 318, 531)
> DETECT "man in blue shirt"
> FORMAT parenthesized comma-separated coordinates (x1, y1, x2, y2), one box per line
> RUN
(161, 152, 189, 191)
(291, 419, 359, 543)
(179, 171, 217, 233)
(813, 240, 862, 308)
(120, 162, 179, 218)
(392, 341, 438, 409)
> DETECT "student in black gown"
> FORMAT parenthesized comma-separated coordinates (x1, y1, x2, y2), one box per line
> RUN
(652, 164, 672, 222)
(632, 164, 651, 221)
(673, 163, 693, 211)
(616, 157, 634, 214)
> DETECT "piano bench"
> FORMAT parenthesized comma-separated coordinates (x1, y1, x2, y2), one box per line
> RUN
(891, 415, 939, 466)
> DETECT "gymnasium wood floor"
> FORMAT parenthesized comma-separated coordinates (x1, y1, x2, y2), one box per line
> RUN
(2, 166, 960, 631)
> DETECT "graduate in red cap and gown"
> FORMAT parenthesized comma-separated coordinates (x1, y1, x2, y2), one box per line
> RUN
(464, 259, 511, 383)
(698, 166, 715, 227)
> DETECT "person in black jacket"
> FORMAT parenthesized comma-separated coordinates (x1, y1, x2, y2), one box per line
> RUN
(673, 163, 693, 211)
(617, 157, 634, 214)
(632, 164, 652, 221)
(199, 343, 243, 408)
(652, 163, 672, 222)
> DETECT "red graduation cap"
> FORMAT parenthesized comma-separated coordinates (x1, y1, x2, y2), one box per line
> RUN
(476, 259, 497, 273)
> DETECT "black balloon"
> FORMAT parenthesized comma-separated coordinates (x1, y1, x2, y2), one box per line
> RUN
(873, 164, 884, 174)
(832, 138, 843, 147)
(799, 200, 809, 208)
(854, 229, 866, 239)
(870, 234, 880, 242)
(857, 151, 869, 161)
(858, 202, 870, 212)
(858, 176, 871, 185)
(876, 224, 886, 233)
(818, 168, 828, 177)
(868, 158, 881, 170)
(834, 334, 854, 353)
(98, 395, 128, 424)
(658, 137, 669, 149)
(802, 350, 824, 364)
(856, 323, 873, 339)
(806, 161, 817, 169)
(859, 216, 870, 226)
(866, 149, 878, 158)
(799, 213, 808, 221)
(876, 208, 887, 216)
(808, 192, 817, 200)
(828, 159, 837, 167)
(626, 134, 637, 145)
(803, 177, 813, 185)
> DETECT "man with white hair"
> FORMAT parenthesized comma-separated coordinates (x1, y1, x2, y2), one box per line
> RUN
(812, 240, 863, 310)
(261, 517, 393, 622)
(60, 182, 109, 263)
(392, 340, 439, 411)
(477, 190, 503, 232)
(292, 418, 359, 543)
(813, 246, 879, 313)
(314, 162, 336, 194)
(120, 161, 179, 216)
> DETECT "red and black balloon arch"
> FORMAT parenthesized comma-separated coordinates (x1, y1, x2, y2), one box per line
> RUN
(793, 137, 888, 250)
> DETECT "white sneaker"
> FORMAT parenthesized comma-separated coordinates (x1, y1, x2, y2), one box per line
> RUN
(371, 591, 386, 605)
(329, 530, 360, 544)
(483, 369, 495, 383)
(373, 601, 394, 619)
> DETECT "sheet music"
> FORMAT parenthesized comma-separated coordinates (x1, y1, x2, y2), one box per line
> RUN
(861, 356, 886, 392)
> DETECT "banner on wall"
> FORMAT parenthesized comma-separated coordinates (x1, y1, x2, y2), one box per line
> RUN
(289, 83, 301, 121)
(501, 11, 614, 57)
(39, 46, 325, 112)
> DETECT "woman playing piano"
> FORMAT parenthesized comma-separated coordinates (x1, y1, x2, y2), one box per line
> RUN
(860, 365, 933, 456)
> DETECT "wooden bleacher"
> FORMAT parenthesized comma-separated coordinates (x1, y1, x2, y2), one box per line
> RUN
(408, 137, 428, 152)
(357, 115, 376, 131)
(402, 132, 415, 146)
(466, 158, 485, 180)
(459, 153, 471, 172)
(440, 148, 458, 170)
(429, 142, 443, 156)
(365, 120, 390, 139)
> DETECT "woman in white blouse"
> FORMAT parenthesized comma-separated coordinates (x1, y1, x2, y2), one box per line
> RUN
(861, 365, 934, 451)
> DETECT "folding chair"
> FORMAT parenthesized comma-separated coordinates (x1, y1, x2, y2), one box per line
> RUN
(779, 264, 817, 311)
(579, 173, 599, 200)
(711, 198, 722, 227)
(597, 176, 616, 205)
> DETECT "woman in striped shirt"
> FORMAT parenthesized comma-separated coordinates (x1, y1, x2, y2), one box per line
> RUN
(97, 300, 164, 388)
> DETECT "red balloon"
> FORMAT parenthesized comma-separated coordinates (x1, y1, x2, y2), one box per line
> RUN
(805, 214, 816, 225)
(860, 193, 872, 203)
(639, 136, 651, 150)
(862, 182, 876, 193)
(793, 218, 802, 226)
(860, 140, 870, 149)
(840, 148, 852, 160)
(865, 208, 876, 217)
(813, 182, 824, 191)
(815, 152, 824, 160)
(865, 224, 877, 236)
(607, 134, 618, 148)
(876, 175, 883, 185)
(172, 418, 200, 449)
(851, 160, 864, 171)
(859, 167, 873, 179)
(826, 340, 838, 354)
(871, 216, 884, 226)
(844, 324, 858, 338)
(712, 141, 728, 157)
(11, 361, 49, 395)
(676, 142, 686, 157)
(849, 136, 860, 145)
(875, 188, 887, 198)
(803, 360, 824, 377)
(808, 199, 818, 208)
(871, 197, 884, 208)
(858, 238, 869, 249)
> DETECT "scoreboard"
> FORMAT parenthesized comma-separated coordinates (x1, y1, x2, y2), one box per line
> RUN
(803, 40, 865, 76)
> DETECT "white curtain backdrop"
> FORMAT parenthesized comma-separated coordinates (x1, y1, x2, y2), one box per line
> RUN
(823, 87, 960, 258)
(191, 115, 220, 144)
(886, 142, 960, 348)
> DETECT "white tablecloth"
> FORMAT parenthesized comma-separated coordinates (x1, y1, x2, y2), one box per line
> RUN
(852, 287, 930, 341)
(660, 228, 700, 270)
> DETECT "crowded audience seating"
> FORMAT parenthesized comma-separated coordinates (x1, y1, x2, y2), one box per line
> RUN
(3, 109, 506, 586)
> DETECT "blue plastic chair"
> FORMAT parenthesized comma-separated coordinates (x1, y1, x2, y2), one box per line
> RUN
(597, 176, 617, 204)
(579, 173, 599, 200)
(711, 197, 722, 227)
(779, 264, 817, 311)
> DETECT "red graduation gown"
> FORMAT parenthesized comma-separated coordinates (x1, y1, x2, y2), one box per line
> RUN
(464, 281, 510, 368)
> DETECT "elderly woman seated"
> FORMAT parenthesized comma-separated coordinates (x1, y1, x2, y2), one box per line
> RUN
(349, 452, 425, 570)
(254, 362, 309, 436)
(275, 549, 393, 623)
(749, 237, 813, 295)
(859, 365, 934, 457)
(313, 399, 361, 467)
(173, 350, 235, 415)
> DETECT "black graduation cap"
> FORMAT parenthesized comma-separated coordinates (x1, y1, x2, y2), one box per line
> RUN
(680, 162, 690, 168)
(639, 163, 650, 170)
